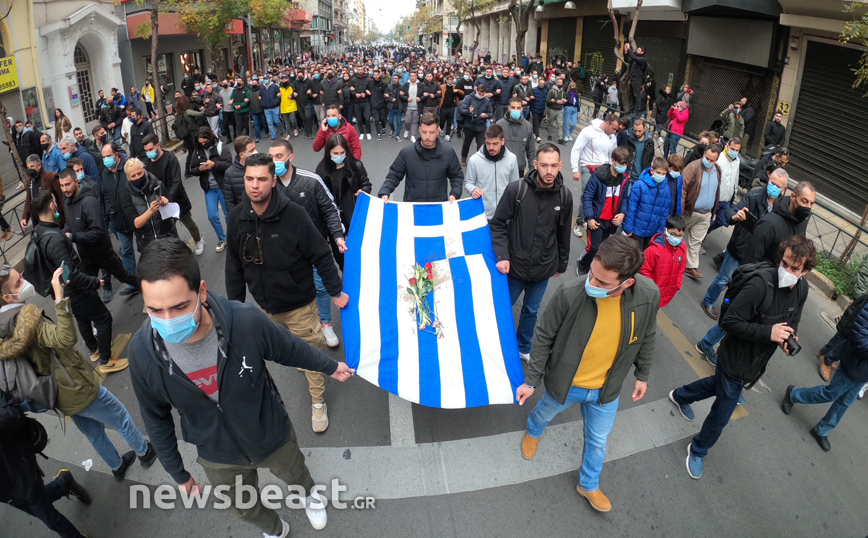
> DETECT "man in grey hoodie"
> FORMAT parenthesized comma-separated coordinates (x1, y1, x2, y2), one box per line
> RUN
(465, 124, 520, 220)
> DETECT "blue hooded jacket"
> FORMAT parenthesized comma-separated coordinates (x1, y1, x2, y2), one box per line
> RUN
(531, 85, 548, 115)
(623, 167, 673, 237)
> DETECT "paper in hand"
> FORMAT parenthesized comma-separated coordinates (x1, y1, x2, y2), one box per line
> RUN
(159, 202, 181, 220)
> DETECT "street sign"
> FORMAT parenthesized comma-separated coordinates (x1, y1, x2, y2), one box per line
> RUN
(0, 56, 19, 94)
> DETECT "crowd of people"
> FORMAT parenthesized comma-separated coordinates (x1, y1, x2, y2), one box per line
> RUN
(0, 43, 862, 538)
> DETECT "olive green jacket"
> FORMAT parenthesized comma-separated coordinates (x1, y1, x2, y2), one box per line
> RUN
(526, 275, 660, 405)
(0, 300, 101, 415)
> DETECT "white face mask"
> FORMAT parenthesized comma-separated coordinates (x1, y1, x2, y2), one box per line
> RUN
(778, 265, 800, 288)
(10, 280, 35, 303)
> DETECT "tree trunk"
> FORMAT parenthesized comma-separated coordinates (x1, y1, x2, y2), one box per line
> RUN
(150, 6, 170, 141)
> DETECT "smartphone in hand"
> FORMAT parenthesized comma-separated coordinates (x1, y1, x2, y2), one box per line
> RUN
(60, 260, 70, 284)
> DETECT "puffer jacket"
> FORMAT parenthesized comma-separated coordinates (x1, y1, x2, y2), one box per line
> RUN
(121, 171, 177, 251)
(490, 171, 573, 281)
(639, 232, 686, 307)
(378, 138, 464, 203)
(582, 164, 628, 223)
(459, 93, 493, 133)
(623, 168, 673, 237)
(0, 300, 102, 416)
(839, 302, 868, 383)
(531, 85, 548, 115)
(667, 106, 689, 136)
(667, 173, 683, 217)
(222, 155, 246, 213)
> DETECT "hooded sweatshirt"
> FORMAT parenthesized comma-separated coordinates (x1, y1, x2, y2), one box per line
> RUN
(464, 145, 520, 220)
(570, 118, 617, 174)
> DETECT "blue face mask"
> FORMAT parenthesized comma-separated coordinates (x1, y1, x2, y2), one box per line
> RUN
(150, 301, 201, 344)
(510, 110, 522, 120)
(665, 230, 683, 247)
(76, 171, 85, 181)
(103, 156, 116, 169)
(62, 152, 71, 161)
(584, 274, 625, 299)
(463, 75, 470, 81)
(313, 74, 320, 79)
(274, 160, 288, 177)
(614, 164, 627, 174)
(652, 172, 666, 184)
(146, 150, 158, 160)
(669, 170, 680, 179)
(767, 182, 781, 199)
(727, 149, 739, 160)
(327, 117, 339, 128)
(331, 154, 346, 165)
(701, 157, 712, 169)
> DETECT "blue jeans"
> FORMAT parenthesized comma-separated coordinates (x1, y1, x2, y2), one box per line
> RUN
(507, 275, 548, 353)
(527, 386, 620, 490)
(10, 476, 83, 537)
(114, 228, 136, 290)
(312, 267, 333, 323)
(673, 367, 742, 458)
(264, 107, 283, 138)
(700, 322, 727, 349)
(387, 109, 403, 136)
(251, 111, 267, 140)
(563, 107, 578, 139)
(664, 132, 681, 158)
(204, 188, 228, 242)
(708, 201, 732, 233)
(792, 368, 864, 436)
(702, 250, 740, 307)
(69, 386, 148, 471)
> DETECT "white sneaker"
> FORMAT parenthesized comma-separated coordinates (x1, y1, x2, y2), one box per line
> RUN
(366, 133, 372, 140)
(403, 130, 409, 138)
(445, 134, 451, 142)
(321, 323, 339, 348)
(312, 403, 329, 433)
(263, 519, 290, 538)
(304, 492, 328, 530)
(860, 383, 868, 400)
(411, 135, 416, 143)
(520, 352, 530, 362)
(573, 224, 584, 238)
(194, 239, 205, 256)
(658, 136, 664, 145)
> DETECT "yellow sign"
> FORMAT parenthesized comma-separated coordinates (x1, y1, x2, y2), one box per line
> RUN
(776, 101, 791, 118)
(0, 56, 18, 94)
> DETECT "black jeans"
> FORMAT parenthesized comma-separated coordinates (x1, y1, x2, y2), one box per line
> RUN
(222, 110, 236, 141)
(531, 111, 544, 138)
(355, 102, 373, 135)
(592, 97, 602, 119)
(579, 220, 616, 273)
(234, 111, 250, 136)
(461, 128, 485, 158)
(70, 290, 113, 364)
(439, 107, 455, 135)
(371, 107, 387, 134)
(630, 78, 644, 114)
(81, 250, 138, 293)
(10, 475, 84, 538)
(303, 104, 317, 137)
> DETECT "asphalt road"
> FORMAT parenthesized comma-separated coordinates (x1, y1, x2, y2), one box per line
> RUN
(2, 123, 867, 538)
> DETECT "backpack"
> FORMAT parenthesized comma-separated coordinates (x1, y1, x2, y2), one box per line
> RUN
(0, 351, 64, 413)
(515, 179, 570, 226)
(172, 113, 193, 139)
(720, 262, 777, 320)
(23, 228, 61, 298)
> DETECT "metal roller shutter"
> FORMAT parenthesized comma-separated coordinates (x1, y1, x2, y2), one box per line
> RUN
(581, 16, 619, 94)
(547, 18, 576, 64)
(787, 41, 868, 214)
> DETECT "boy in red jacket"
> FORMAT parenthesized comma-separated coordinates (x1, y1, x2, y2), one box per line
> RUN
(640, 215, 687, 307)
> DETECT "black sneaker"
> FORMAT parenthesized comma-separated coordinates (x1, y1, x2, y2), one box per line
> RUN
(118, 287, 140, 297)
(781, 385, 795, 415)
(101, 289, 114, 304)
(810, 427, 831, 452)
(138, 442, 157, 468)
(112, 451, 136, 482)
(55, 468, 91, 505)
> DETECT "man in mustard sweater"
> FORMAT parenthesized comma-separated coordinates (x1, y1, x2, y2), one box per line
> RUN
(516, 235, 660, 513)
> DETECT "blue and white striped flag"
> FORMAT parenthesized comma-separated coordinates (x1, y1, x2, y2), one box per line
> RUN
(341, 194, 524, 408)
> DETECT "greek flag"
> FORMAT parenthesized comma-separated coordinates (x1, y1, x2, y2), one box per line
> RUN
(341, 194, 524, 408)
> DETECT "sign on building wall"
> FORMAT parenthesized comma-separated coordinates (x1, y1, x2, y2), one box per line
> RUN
(68, 86, 80, 107)
(0, 56, 19, 94)
(776, 101, 791, 118)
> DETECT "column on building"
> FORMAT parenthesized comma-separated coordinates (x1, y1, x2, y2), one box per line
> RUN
(479, 15, 490, 60)
(489, 16, 499, 61)
(525, 14, 539, 57)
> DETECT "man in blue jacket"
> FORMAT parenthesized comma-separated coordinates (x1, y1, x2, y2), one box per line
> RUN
(577, 146, 630, 274)
(259, 74, 285, 140)
(130, 238, 354, 537)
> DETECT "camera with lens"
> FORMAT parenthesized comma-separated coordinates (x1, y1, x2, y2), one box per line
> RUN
(785, 333, 801, 356)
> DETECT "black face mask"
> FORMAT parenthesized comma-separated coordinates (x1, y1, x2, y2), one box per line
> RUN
(223, 84, 229, 89)
(40, 143, 50, 151)
(27, 168, 38, 179)
(794, 205, 811, 221)
(130, 176, 147, 190)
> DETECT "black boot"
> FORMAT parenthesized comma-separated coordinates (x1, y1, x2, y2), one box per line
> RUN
(138, 442, 157, 468)
(112, 451, 136, 482)
(55, 469, 92, 505)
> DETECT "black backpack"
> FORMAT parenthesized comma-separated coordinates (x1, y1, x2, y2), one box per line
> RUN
(720, 262, 777, 320)
(23, 228, 61, 298)
(515, 179, 570, 226)
(172, 113, 193, 139)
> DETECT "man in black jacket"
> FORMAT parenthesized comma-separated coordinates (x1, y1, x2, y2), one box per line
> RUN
(744, 181, 815, 266)
(143, 134, 203, 255)
(126, 108, 154, 159)
(100, 144, 137, 292)
(11, 119, 39, 164)
(670, 235, 814, 479)
(227, 153, 349, 434)
(763, 112, 786, 148)
(132, 238, 354, 538)
(490, 144, 573, 361)
(379, 113, 464, 203)
(350, 70, 374, 139)
(419, 71, 441, 118)
(0, 392, 92, 537)
(624, 43, 648, 114)
(98, 99, 124, 144)
(369, 70, 388, 139)
(617, 118, 654, 187)
(222, 135, 255, 213)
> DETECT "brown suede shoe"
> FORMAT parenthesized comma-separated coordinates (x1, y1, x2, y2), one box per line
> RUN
(521, 433, 540, 460)
(576, 485, 612, 512)
(684, 268, 703, 279)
